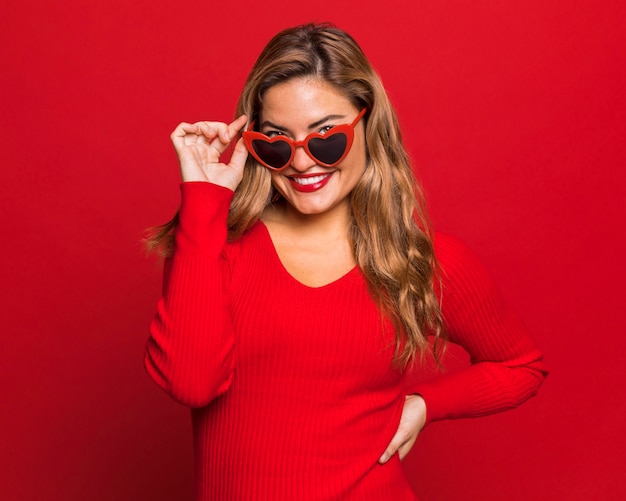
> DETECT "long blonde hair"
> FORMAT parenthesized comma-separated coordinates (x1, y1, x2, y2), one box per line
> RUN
(149, 23, 444, 366)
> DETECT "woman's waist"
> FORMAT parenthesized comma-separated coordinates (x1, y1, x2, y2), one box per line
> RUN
(194, 392, 403, 476)
(193, 417, 415, 501)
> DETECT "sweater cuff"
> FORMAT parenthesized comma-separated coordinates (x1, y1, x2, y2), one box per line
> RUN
(176, 182, 235, 253)
(410, 373, 477, 425)
(411, 381, 458, 426)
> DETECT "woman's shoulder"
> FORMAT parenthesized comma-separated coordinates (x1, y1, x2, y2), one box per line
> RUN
(432, 231, 501, 300)
(224, 219, 268, 262)
(432, 232, 483, 275)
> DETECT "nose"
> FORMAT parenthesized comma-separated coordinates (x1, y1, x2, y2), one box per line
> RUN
(290, 143, 316, 172)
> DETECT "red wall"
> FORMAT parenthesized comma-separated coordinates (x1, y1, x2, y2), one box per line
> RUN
(2, 1, 624, 499)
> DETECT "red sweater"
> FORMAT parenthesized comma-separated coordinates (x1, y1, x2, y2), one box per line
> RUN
(145, 182, 547, 500)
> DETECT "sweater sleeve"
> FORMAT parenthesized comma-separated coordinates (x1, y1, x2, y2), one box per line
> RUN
(144, 182, 236, 408)
(410, 233, 548, 425)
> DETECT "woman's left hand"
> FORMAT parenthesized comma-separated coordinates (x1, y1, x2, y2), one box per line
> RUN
(379, 394, 427, 464)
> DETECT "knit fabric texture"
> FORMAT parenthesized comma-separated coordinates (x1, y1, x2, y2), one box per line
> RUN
(145, 182, 547, 500)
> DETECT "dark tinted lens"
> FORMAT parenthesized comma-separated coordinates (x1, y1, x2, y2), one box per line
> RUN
(252, 140, 292, 169)
(308, 133, 347, 165)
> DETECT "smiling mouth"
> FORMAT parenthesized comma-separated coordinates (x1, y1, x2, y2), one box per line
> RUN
(290, 174, 331, 186)
(287, 172, 334, 192)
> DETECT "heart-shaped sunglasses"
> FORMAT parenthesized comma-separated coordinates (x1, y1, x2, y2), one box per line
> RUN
(242, 108, 367, 172)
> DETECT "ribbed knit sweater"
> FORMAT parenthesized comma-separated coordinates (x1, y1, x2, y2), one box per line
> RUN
(145, 182, 547, 500)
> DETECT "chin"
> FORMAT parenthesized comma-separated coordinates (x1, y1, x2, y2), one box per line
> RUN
(291, 203, 333, 216)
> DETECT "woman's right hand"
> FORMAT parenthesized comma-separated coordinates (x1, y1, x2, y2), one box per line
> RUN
(170, 114, 249, 191)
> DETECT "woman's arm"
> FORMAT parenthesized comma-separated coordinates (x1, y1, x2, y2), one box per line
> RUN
(145, 117, 248, 407)
(144, 182, 237, 408)
(411, 232, 549, 425)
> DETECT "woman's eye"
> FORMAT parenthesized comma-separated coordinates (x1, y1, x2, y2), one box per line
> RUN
(319, 125, 334, 135)
(264, 130, 285, 138)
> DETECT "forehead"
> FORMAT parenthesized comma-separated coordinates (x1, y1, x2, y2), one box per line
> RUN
(259, 77, 357, 126)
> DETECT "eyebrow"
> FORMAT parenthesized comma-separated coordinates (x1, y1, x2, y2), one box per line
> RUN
(260, 114, 347, 131)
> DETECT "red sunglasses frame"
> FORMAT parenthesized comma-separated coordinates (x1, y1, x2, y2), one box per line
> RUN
(242, 108, 367, 172)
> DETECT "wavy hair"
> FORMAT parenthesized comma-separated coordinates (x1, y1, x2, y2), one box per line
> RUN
(148, 23, 444, 366)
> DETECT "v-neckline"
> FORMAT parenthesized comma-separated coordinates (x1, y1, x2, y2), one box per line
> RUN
(256, 221, 360, 290)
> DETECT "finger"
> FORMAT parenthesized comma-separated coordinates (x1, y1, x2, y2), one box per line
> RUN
(201, 122, 235, 156)
(228, 137, 249, 171)
(194, 120, 228, 139)
(171, 122, 200, 151)
(207, 115, 248, 155)
(228, 114, 248, 138)
(397, 435, 417, 460)
(171, 122, 218, 147)
(195, 122, 219, 142)
(171, 122, 197, 140)
(379, 432, 405, 464)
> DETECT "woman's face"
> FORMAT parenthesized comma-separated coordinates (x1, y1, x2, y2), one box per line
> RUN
(259, 77, 367, 218)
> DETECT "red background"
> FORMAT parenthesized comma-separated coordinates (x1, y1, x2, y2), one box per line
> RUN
(2, 1, 625, 499)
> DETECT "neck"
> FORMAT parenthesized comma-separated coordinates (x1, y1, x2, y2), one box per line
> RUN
(264, 198, 352, 241)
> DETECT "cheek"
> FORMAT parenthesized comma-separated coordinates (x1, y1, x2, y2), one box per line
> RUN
(347, 136, 367, 174)
(270, 172, 284, 186)
(270, 172, 289, 196)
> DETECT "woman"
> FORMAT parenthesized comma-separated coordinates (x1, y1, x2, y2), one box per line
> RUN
(145, 23, 547, 500)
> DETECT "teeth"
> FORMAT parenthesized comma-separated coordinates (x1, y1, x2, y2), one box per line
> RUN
(292, 174, 328, 186)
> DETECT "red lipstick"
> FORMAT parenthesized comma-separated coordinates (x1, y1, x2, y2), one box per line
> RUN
(287, 172, 334, 193)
